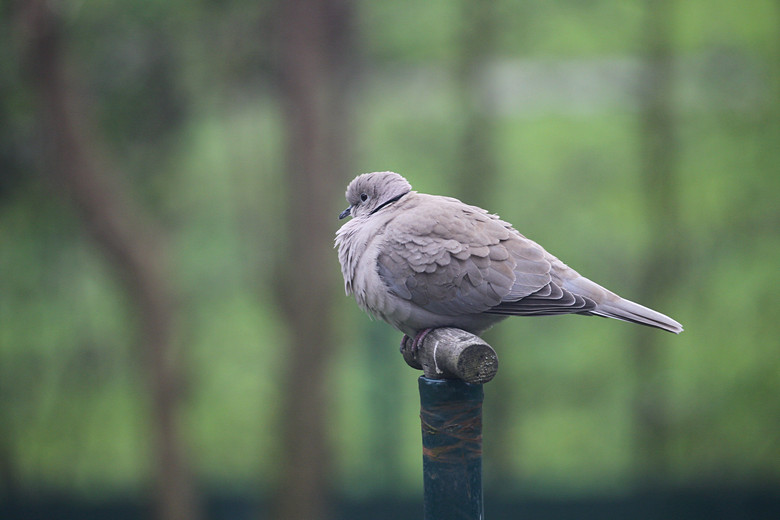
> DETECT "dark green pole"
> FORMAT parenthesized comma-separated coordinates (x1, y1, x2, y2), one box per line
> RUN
(419, 376, 484, 520)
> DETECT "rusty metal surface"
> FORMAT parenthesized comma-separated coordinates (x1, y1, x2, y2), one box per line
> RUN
(419, 377, 484, 520)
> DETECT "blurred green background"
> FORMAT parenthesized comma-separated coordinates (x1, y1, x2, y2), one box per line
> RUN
(2, 0, 779, 519)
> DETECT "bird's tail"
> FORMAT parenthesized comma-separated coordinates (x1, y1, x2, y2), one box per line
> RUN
(561, 274, 683, 334)
(590, 297, 683, 334)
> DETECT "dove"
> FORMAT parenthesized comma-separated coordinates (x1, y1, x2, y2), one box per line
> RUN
(335, 171, 683, 349)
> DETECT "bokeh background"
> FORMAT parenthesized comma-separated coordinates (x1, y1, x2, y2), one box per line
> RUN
(2, 1, 779, 519)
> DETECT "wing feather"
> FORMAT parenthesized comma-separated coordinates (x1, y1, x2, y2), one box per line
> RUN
(377, 195, 553, 317)
(376, 194, 605, 319)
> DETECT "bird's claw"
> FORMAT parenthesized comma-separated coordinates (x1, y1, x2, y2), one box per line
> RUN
(401, 328, 434, 355)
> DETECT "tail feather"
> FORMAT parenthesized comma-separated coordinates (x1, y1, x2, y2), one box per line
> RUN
(561, 274, 683, 334)
(590, 297, 683, 334)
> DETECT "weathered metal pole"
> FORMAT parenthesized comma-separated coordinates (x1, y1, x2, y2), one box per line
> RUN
(419, 377, 484, 520)
(401, 327, 498, 520)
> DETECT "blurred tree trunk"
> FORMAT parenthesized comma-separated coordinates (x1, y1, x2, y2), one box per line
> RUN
(453, 0, 498, 208)
(633, 0, 681, 486)
(272, 1, 354, 520)
(16, 3, 201, 520)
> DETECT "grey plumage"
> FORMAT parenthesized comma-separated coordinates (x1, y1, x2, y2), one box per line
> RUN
(335, 171, 683, 338)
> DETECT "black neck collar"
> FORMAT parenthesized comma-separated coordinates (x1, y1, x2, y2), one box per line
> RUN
(370, 191, 408, 216)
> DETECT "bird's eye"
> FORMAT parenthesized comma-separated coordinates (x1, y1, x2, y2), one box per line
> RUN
(360, 193, 368, 202)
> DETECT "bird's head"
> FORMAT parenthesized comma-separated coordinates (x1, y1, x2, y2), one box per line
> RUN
(339, 171, 412, 219)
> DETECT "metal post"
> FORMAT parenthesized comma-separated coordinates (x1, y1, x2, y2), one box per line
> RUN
(419, 376, 484, 520)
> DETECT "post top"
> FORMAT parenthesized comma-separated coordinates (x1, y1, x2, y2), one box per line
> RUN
(400, 327, 498, 384)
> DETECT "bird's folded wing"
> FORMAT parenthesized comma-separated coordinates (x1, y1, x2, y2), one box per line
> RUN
(376, 198, 587, 317)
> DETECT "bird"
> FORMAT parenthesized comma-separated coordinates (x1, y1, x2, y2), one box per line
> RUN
(335, 171, 683, 350)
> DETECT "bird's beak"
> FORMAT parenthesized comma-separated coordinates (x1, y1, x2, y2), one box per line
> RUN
(338, 206, 352, 220)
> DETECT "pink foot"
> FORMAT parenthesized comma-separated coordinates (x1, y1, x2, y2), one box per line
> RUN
(400, 328, 435, 354)
(410, 328, 433, 353)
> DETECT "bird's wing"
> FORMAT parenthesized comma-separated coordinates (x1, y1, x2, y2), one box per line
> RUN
(376, 195, 593, 317)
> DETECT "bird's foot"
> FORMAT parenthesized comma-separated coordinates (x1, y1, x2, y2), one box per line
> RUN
(402, 328, 433, 355)
(400, 335, 410, 353)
